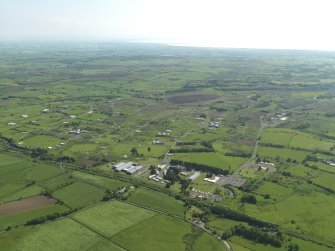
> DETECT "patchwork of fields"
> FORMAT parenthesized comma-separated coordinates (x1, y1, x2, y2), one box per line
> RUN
(1, 200, 225, 251)
(1, 43, 335, 250)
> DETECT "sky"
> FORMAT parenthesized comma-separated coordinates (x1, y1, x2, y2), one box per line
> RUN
(1, 0, 335, 50)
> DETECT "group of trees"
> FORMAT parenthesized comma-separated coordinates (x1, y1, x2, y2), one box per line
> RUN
(224, 152, 251, 158)
(240, 194, 257, 204)
(170, 160, 230, 175)
(130, 147, 144, 157)
(169, 148, 213, 153)
(221, 225, 283, 247)
(25, 210, 74, 225)
(170, 141, 214, 154)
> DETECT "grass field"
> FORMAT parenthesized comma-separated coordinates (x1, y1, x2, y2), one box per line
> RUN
(127, 188, 185, 216)
(173, 152, 246, 172)
(111, 214, 225, 251)
(2, 42, 335, 250)
(258, 146, 308, 162)
(72, 171, 130, 191)
(52, 181, 105, 209)
(7, 218, 104, 251)
(240, 183, 335, 242)
(0, 204, 69, 231)
(261, 128, 335, 152)
(229, 236, 284, 251)
(38, 174, 74, 192)
(229, 236, 333, 251)
(208, 218, 248, 234)
(1, 184, 44, 203)
(87, 240, 126, 251)
(72, 200, 156, 237)
(23, 135, 63, 149)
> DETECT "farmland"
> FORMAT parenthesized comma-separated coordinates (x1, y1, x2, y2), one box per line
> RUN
(1, 42, 335, 249)
(1, 200, 226, 251)
(127, 187, 185, 216)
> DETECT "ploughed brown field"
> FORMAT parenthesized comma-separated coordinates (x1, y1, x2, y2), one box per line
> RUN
(167, 93, 220, 104)
(0, 195, 57, 216)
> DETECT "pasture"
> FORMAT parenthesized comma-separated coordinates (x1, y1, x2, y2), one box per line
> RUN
(173, 152, 246, 172)
(72, 171, 130, 191)
(111, 214, 225, 251)
(72, 200, 156, 237)
(7, 218, 105, 251)
(127, 188, 185, 216)
(52, 181, 105, 209)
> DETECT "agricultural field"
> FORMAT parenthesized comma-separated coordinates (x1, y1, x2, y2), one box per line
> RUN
(52, 181, 105, 209)
(71, 171, 130, 191)
(111, 214, 225, 251)
(1, 42, 335, 249)
(0, 200, 226, 251)
(127, 187, 185, 216)
(72, 200, 156, 237)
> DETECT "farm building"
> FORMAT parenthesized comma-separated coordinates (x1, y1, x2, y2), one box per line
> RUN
(149, 174, 165, 184)
(188, 172, 200, 181)
(113, 162, 143, 174)
(218, 175, 246, 188)
(152, 140, 165, 145)
(204, 176, 221, 183)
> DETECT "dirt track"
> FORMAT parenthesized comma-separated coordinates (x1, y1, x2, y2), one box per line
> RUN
(0, 195, 57, 216)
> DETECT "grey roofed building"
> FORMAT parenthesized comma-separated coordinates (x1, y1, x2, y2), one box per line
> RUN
(188, 171, 200, 181)
(125, 165, 143, 174)
(113, 162, 143, 174)
(114, 162, 133, 172)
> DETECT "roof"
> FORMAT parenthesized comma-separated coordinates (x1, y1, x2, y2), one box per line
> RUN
(189, 172, 200, 181)
(125, 165, 143, 174)
(114, 162, 133, 171)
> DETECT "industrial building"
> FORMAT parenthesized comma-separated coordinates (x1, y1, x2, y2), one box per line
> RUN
(113, 162, 144, 174)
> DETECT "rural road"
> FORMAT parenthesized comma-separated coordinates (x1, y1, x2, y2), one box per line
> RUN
(234, 117, 267, 176)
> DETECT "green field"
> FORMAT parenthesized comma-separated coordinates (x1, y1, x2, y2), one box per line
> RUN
(52, 181, 105, 209)
(0, 204, 69, 231)
(2, 218, 104, 251)
(1, 42, 335, 250)
(23, 135, 63, 149)
(127, 188, 185, 216)
(72, 200, 156, 237)
(261, 128, 335, 152)
(173, 152, 246, 172)
(87, 240, 126, 251)
(72, 171, 130, 191)
(111, 214, 225, 251)
(258, 146, 308, 162)
(208, 217, 249, 234)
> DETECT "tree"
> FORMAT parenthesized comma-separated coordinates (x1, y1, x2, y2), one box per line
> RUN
(149, 165, 156, 175)
(147, 147, 151, 152)
(288, 243, 299, 251)
(131, 147, 138, 156)
(241, 194, 257, 204)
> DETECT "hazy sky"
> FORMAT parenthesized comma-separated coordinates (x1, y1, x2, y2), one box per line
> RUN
(1, 0, 335, 50)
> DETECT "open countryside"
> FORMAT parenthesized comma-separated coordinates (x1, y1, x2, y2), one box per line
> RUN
(0, 42, 335, 251)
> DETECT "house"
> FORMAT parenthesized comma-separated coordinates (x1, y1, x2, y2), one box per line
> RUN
(152, 140, 165, 145)
(149, 174, 165, 184)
